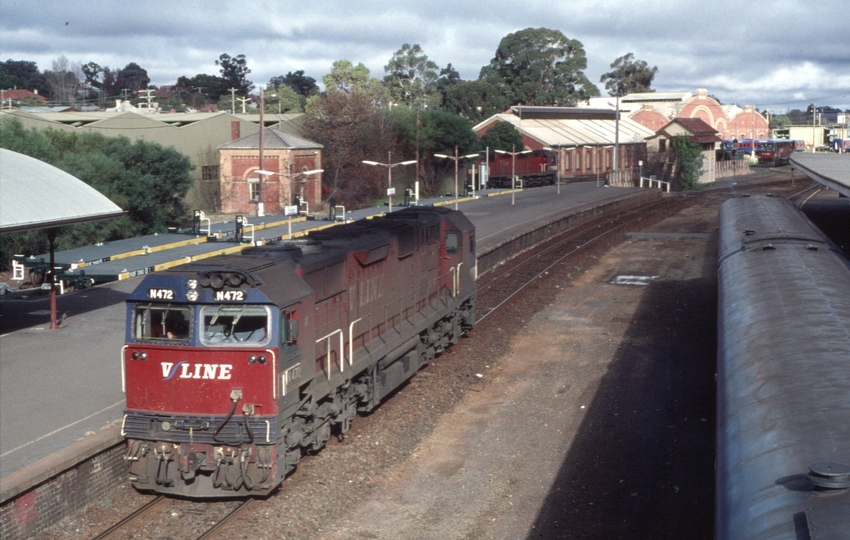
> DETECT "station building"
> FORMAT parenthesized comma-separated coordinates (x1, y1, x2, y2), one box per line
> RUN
(217, 128, 323, 215)
(474, 106, 655, 185)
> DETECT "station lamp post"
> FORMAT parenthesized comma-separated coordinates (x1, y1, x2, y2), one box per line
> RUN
(434, 147, 479, 210)
(363, 152, 416, 212)
(254, 164, 325, 240)
(493, 145, 532, 205)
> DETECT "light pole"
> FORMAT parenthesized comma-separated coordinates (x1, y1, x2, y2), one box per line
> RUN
(363, 152, 416, 212)
(434, 147, 478, 210)
(494, 145, 532, 205)
(255, 167, 323, 236)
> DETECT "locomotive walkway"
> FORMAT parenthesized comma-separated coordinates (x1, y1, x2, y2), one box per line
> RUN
(0, 182, 654, 505)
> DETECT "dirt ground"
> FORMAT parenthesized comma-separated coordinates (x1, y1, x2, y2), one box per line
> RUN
(313, 198, 720, 540)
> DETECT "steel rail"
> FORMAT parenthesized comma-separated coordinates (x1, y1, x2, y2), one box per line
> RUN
(92, 495, 164, 540)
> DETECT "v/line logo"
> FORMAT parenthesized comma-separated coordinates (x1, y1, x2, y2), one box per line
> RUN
(162, 361, 233, 380)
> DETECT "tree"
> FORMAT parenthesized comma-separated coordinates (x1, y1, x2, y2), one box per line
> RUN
(443, 80, 507, 124)
(269, 70, 318, 97)
(389, 106, 479, 196)
(115, 62, 150, 96)
(600, 53, 658, 97)
(0, 59, 47, 94)
(216, 53, 252, 96)
(480, 28, 599, 106)
(320, 60, 388, 106)
(435, 63, 461, 107)
(770, 115, 791, 129)
(264, 85, 303, 113)
(43, 55, 81, 103)
(305, 81, 393, 207)
(670, 136, 704, 190)
(479, 121, 523, 152)
(383, 44, 439, 106)
(81, 62, 104, 89)
(176, 73, 229, 103)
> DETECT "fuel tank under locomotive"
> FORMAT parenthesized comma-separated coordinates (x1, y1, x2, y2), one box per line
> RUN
(716, 195, 850, 539)
(122, 206, 476, 497)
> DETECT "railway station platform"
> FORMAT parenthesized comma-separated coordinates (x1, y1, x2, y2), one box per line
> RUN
(790, 153, 850, 197)
(0, 182, 658, 507)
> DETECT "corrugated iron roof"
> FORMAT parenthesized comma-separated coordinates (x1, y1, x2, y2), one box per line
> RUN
(477, 111, 655, 147)
(218, 127, 322, 150)
(0, 148, 124, 233)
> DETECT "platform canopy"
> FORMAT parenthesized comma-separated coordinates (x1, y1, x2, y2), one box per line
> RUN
(790, 153, 850, 198)
(0, 148, 124, 234)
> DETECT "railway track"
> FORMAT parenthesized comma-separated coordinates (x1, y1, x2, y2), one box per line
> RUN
(85, 176, 817, 539)
(92, 495, 252, 539)
(475, 195, 693, 324)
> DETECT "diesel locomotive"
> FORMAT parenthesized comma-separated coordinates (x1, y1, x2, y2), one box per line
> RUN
(121, 206, 476, 497)
(471, 149, 558, 189)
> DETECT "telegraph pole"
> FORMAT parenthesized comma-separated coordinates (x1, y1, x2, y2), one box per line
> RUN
(229, 87, 239, 113)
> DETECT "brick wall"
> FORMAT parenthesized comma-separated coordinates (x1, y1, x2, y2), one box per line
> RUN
(0, 424, 127, 540)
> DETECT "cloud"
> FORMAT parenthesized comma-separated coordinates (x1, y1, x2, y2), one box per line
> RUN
(1, 0, 848, 110)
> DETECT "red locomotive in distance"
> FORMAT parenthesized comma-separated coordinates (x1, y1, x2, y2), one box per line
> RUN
(733, 139, 795, 165)
(121, 206, 476, 497)
(469, 149, 558, 189)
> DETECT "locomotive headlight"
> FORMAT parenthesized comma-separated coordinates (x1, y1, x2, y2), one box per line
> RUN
(187, 279, 198, 290)
(186, 290, 199, 302)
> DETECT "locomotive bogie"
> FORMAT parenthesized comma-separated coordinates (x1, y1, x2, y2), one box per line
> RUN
(122, 207, 476, 497)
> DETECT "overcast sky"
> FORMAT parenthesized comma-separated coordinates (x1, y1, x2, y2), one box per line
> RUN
(2, 0, 849, 112)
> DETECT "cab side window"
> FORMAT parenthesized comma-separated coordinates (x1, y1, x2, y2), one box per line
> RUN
(280, 310, 298, 344)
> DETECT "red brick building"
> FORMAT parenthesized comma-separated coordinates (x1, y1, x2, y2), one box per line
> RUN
(590, 89, 770, 142)
(218, 128, 323, 215)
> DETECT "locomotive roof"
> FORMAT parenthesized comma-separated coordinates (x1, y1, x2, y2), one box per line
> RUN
(137, 207, 474, 305)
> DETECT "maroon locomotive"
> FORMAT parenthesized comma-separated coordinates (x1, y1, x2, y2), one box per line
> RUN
(121, 206, 476, 497)
(470, 149, 558, 189)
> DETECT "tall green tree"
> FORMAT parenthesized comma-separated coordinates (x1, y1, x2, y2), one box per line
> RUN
(264, 84, 303, 113)
(320, 60, 388, 105)
(389, 106, 479, 196)
(216, 53, 253, 96)
(383, 44, 439, 107)
(600, 53, 658, 97)
(479, 121, 523, 152)
(435, 63, 461, 107)
(176, 73, 229, 103)
(115, 62, 150, 96)
(268, 70, 318, 97)
(443, 80, 507, 124)
(480, 27, 599, 106)
(0, 59, 48, 95)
